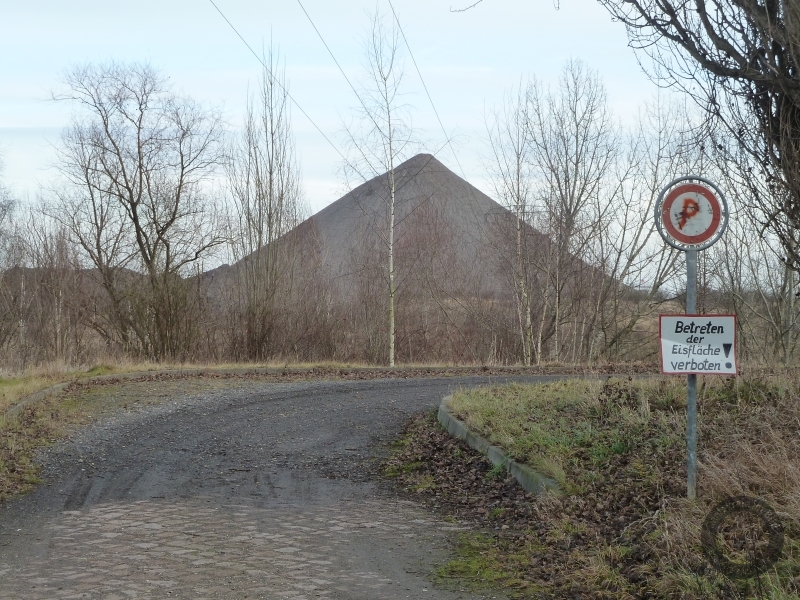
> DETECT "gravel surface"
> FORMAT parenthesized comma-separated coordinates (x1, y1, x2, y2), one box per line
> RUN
(0, 375, 556, 599)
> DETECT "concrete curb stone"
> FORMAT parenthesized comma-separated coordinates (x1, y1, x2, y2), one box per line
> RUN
(5, 383, 72, 419)
(437, 394, 561, 495)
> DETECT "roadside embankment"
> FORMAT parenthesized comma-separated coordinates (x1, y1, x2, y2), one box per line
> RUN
(387, 376, 800, 598)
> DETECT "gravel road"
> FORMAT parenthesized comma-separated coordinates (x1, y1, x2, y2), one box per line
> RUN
(0, 375, 555, 599)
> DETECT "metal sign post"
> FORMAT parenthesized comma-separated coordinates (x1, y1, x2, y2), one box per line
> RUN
(655, 177, 730, 500)
(685, 248, 698, 499)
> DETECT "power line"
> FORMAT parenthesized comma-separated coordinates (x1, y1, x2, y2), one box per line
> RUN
(214, 0, 470, 196)
(206, 0, 348, 164)
(450, 0, 485, 12)
(208, 0, 492, 236)
(386, 0, 499, 261)
(295, 0, 440, 190)
(386, 0, 468, 180)
(295, 0, 368, 119)
(295, 0, 466, 186)
(295, 0, 390, 173)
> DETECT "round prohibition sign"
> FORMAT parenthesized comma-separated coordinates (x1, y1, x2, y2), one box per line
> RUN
(655, 177, 729, 251)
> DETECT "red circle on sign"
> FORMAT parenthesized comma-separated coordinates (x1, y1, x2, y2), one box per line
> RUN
(661, 183, 722, 245)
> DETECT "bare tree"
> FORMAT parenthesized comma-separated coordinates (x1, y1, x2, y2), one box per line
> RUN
(527, 60, 619, 362)
(226, 47, 305, 360)
(713, 210, 800, 364)
(707, 131, 800, 364)
(589, 99, 696, 359)
(484, 64, 701, 364)
(342, 10, 416, 367)
(0, 156, 19, 356)
(485, 84, 537, 365)
(49, 63, 225, 361)
(596, 0, 800, 278)
(484, 62, 618, 364)
(15, 206, 94, 366)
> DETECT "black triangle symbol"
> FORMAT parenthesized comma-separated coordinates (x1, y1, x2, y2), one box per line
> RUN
(723, 343, 732, 358)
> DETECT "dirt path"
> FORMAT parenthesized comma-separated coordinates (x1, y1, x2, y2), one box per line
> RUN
(0, 376, 554, 599)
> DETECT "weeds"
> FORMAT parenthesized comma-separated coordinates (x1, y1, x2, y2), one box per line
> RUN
(395, 375, 800, 598)
(486, 463, 506, 480)
(0, 403, 62, 502)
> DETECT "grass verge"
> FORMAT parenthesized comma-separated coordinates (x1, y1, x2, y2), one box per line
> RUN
(387, 376, 800, 598)
(0, 393, 99, 502)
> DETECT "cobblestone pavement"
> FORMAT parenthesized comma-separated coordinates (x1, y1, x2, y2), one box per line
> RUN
(0, 377, 544, 599)
(0, 497, 480, 600)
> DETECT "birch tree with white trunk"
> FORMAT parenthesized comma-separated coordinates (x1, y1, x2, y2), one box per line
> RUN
(342, 11, 415, 367)
(485, 84, 537, 365)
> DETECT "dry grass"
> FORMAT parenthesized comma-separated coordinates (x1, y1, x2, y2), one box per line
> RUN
(0, 359, 384, 414)
(0, 393, 99, 502)
(445, 375, 800, 598)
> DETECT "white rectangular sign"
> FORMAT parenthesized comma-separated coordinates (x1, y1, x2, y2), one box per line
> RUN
(659, 315, 737, 375)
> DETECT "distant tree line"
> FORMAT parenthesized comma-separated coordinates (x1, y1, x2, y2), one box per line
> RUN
(0, 28, 798, 369)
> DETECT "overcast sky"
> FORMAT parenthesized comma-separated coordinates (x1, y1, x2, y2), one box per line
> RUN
(0, 0, 662, 214)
